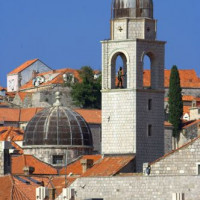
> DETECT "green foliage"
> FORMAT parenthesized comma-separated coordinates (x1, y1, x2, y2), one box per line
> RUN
(71, 66, 101, 109)
(168, 65, 183, 138)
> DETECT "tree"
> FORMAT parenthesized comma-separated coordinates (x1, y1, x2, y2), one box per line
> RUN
(71, 66, 101, 109)
(168, 65, 183, 138)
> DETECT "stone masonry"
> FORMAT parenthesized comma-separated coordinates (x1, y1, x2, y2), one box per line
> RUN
(150, 136, 200, 176)
(71, 176, 200, 200)
(101, 10, 166, 171)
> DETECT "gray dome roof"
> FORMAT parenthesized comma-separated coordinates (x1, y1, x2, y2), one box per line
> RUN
(112, 0, 153, 19)
(23, 106, 93, 147)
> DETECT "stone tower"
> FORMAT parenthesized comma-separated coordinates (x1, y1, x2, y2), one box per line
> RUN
(101, 0, 166, 171)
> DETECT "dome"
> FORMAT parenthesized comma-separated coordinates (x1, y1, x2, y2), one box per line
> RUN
(112, 0, 153, 19)
(23, 93, 93, 147)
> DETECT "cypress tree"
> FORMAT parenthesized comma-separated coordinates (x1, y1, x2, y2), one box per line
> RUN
(168, 65, 183, 138)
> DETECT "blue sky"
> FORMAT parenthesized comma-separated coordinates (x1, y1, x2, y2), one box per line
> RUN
(0, 0, 200, 87)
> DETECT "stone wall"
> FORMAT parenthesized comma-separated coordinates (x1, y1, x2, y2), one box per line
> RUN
(0, 142, 4, 176)
(165, 88, 200, 97)
(111, 18, 156, 41)
(71, 175, 200, 200)
(102, 89, 136, 155)
(164, 126, 173, 154)
(136, 90, 164, 171)
(89, 124, 101, 154)
(150, 137, 200, 176)
(23, 146, 92, 166)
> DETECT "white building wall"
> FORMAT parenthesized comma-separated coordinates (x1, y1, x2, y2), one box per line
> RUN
(7, 60, 51, 92)
(7, 74, 18, 92)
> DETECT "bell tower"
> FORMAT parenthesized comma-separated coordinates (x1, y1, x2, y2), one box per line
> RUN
(101, 0, 166, 171)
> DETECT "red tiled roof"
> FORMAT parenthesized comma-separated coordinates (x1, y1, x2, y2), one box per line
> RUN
(16, 92, 32, 102)
(6, 92, 16, 98)
(51, 177, 76, 196)
(144, 69, 200, 88)
(82, 156, 135, 177)
(165, 95, 196, 102)
(11, 141, 24, 154)
(60, 155, 102, 176)
(11, 155, 58, 175)
(0, 127, 24, 141)
(164, 121, 173, 127)
(183, 106, 191, 115)
(0, 174, 72, 200)
(13, 176, 51, 200)
(150, 135, 200, 165)
(75, 109, 101, 124)
(0, 107, 43, 122)
(20, 68, 81, 91)
(8, 59, 38, 75)
(60, 155, 135, 177)
(0, 86, 6, 91)
(0, 175, 13, 200)
(182, 119, 200, 129)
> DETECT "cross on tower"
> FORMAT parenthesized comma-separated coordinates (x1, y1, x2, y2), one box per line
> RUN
(118, 26, 123, 32)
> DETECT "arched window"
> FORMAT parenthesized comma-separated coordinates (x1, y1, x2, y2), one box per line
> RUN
(111, 53, 127, 89)
(143, 55, 151, 89)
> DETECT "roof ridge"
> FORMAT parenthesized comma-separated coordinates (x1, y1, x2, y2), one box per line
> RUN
(5, 127, 13, 141)
(150, 135, 200, 165)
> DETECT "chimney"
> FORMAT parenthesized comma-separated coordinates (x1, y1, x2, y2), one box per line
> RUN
(23, 166, 35, 176)
(80, 159, 93, 173)
(48, 188, 56, 200)
(32, 70, 38, 79)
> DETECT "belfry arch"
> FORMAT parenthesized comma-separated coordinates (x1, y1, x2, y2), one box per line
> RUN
(109, 50, 129, 89)
(141, 51, 158, 89)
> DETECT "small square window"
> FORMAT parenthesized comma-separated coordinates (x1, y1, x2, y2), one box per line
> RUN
(148, 125, 152, 137)
(52, 155, 64, 165)
(148, 99, 152, 110)
(196, 163, 200, 175)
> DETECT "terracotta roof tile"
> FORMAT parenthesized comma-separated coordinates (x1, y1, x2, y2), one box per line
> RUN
(6, 92, 16, 98)
(8, 59, 38, 75)
(182, 119, 200, 129)
(165, 95, 196, 102)
(82, 156, 135, 177)
(0, 127, 24, 141)
(13, 176, 51, 200)
(51, 177, 76, 196)
(144, 69, 200, 88)
(0, 175, 13, 200)
(164, 121, 173, 127)
(60, 155, 102, 176)
(183, 106, 191, 115)
(11, 142, 24, 154)
(0, 108, 43, 122)
(11, 155, 58, 175)
(75, 109, 101, 124)
(0, 174, 68, 200)
(20, 68, 81, 91)
(60, 155, 135, 177)
(17, 92, 32, 102)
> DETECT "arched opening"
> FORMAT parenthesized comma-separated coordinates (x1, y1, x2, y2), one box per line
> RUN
(111, 53, 127, 89)
(142, 53, 153, 89)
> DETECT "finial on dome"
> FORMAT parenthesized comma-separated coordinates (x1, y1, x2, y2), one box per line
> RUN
(53, 91, 63, 107)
